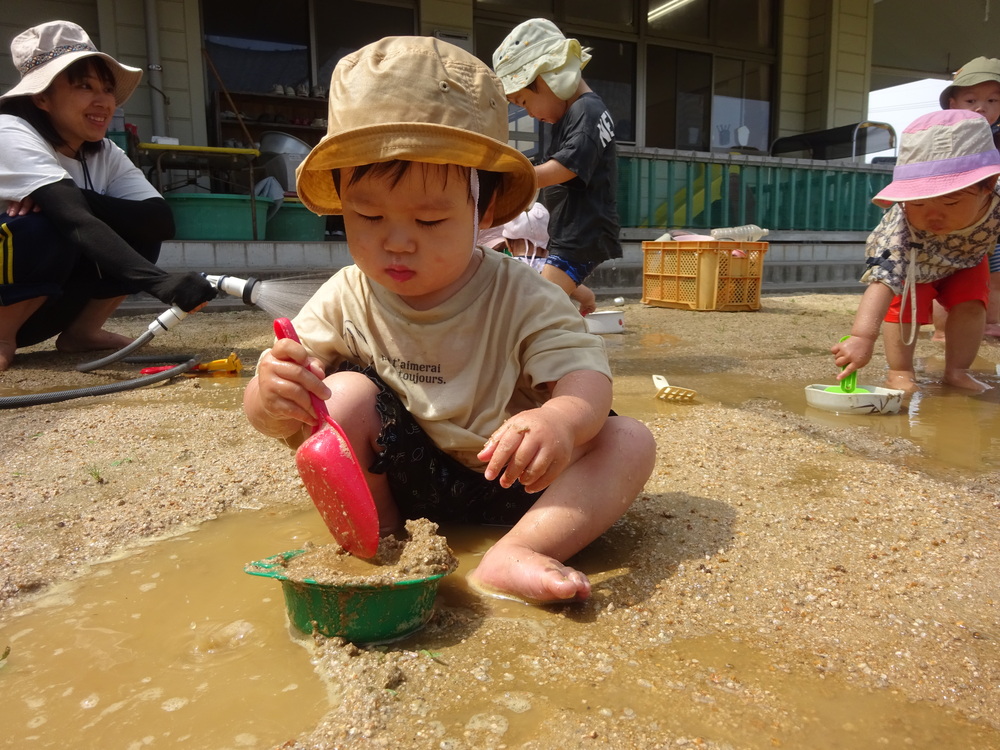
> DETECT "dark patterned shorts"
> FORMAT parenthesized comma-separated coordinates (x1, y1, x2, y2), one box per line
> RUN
(354, 365, 537, 526)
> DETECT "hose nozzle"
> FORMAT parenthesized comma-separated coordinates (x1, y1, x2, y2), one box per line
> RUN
(206, 274, 260, 306)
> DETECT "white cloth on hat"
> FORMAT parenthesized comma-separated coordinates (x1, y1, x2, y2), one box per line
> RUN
(492, 18, 591, 100)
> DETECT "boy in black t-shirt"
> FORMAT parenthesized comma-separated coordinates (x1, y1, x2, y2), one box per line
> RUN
(493, 18, 622, 312)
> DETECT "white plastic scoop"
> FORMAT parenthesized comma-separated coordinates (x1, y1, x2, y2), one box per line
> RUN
(652, 374, 697, 402)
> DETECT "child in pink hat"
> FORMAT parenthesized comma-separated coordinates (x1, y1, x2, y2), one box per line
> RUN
(832, 109, 1000, 393)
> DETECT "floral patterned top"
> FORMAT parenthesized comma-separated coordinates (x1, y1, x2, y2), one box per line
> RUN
(861, 192, 1000, 295)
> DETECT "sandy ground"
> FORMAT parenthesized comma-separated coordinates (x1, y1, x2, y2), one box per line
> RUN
(2, 295, 1000, 749)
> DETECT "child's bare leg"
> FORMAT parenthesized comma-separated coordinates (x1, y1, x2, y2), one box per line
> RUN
(55, 296, 132, 353)
(0, 296, 47, 371)
(469, 416, 655, 604)
(943, 300, 990, 391)
(322, 370, 401, 533)
(931, 300, 947, 342)
(985, 271, 1000, 338)
(881, 321, 920, 392)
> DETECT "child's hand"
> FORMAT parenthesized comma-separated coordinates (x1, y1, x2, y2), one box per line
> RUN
(831, 335, 875, 380)
(254, 338, 331, 428)
(478, 409, 574, 493)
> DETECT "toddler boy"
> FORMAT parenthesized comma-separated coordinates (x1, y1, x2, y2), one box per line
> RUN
(243, 36, 656, 604)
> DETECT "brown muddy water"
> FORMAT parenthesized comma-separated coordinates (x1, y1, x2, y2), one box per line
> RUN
(3, 307, 1000, 748)
(4, 509, 996, 749)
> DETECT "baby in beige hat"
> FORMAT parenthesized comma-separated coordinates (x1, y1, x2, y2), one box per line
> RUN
(932, 57, 1000, 341)
(243, 36, 655, 605)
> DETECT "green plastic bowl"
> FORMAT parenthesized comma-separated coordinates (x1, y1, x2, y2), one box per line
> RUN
(245, 549, 455, 644)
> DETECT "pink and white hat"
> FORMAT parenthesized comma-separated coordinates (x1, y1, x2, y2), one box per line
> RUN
(872, 109, 1000, 208)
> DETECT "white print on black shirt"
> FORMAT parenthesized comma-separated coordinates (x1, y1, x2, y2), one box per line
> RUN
(597, 110, 615, 147)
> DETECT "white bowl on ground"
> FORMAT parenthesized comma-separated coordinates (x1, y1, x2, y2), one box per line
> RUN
(804, 384, 904, 415)
(585, 310, 625, 334)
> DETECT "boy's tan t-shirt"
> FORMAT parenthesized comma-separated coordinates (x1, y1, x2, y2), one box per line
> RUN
(291, 249, 611, 469)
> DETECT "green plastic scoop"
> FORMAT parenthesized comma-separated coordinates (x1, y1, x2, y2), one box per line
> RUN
(825, 335, 871, 394)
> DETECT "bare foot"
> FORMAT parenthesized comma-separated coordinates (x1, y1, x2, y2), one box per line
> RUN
(0, 340, 15, 371)
(467, 542, 591, 604)
(944, 369, 992, 392)
(55, 329, 133, 354)
(930, 331, 946, 343)
(984, 323, 1000, 338)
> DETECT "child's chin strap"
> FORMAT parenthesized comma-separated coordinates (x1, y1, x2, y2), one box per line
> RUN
(471, 167, 480, 248)
(899, 246, 919, 346)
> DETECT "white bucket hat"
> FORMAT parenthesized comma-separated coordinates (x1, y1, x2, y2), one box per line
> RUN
(492, 18, 591, 100)
(502, 202, 550, 248)
(1, 20, 142, 106)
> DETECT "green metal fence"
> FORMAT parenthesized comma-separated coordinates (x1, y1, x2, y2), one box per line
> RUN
(617, 148, 893, 232)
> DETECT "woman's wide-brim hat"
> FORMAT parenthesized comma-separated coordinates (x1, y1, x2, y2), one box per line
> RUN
(1, 20, 142, 106)
(295, 36, 537, 227)
(872, 110, 1000, 208)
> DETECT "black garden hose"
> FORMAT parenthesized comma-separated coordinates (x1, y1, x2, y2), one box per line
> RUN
(74, 329, 157, 372)
(0, 358, 198, 409)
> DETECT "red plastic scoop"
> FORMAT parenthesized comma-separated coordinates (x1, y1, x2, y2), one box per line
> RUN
(273, 318, 380, 558)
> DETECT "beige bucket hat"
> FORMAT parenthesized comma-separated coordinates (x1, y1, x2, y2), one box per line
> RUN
(938, 56, 1000, 110)
(1, 20, 142, 106)
(295, 36, 537, 227)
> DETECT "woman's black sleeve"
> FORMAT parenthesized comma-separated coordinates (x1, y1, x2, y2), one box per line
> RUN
(30, 179, 167, 286)
(80, 190, 176, 245)
(28, 179, 216, 311)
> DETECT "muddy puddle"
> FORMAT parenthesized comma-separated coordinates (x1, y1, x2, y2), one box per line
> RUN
(4, 510, 996, 748)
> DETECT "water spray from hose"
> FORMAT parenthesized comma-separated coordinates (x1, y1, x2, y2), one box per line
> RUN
(206, 274, 326, 319)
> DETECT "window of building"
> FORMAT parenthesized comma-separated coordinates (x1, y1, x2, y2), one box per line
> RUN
(645, 47, 712, 150)
(647, 0, 774, 53)
(203, 0, 310, 95)
(202, 0, 415, 96)
(711, 57, 771, 153)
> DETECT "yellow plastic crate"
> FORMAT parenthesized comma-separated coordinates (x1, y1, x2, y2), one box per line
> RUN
(641, 241, 768, 311)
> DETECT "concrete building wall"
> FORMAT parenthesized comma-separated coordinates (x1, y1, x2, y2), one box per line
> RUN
(775, 0, 810, 139)
(827, 0, 873, 128)
(796, 0, 873, 133)
(419, 0, 471, 40)
(1, 0, 99, 94)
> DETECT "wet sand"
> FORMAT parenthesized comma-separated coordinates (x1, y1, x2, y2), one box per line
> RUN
(2, 295, 999, 748)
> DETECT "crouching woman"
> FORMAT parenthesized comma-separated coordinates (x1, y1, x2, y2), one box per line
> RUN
(0, 20, 215, 371)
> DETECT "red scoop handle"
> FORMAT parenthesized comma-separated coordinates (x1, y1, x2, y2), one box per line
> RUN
(273, 317, 332, 431)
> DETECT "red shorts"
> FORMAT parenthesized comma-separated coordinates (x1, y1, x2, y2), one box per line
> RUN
(885, 257, 990, 325)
